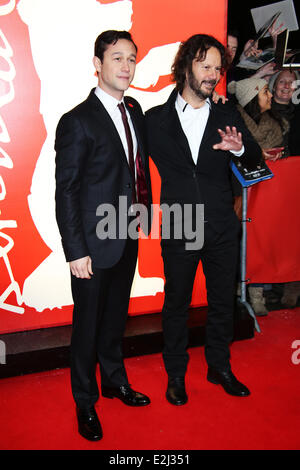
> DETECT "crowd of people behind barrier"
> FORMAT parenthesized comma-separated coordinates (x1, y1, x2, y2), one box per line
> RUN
(226, 26, 300, 316)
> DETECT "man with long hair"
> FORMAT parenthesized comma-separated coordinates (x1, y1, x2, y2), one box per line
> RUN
(146, 34, 261, 405)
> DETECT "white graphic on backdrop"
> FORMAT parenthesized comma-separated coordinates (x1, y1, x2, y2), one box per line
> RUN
(0, 22, 24, 314)
(17, 0, 179, 312)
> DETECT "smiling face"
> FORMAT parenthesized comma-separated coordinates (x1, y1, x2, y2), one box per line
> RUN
(258, 84, 273, 113)
(273, 71, 297, 105)
(183, 46, 222, 105)
(93, 39, 137, 100)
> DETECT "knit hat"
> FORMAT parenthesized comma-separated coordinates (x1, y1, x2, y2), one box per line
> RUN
(268, 70, 300, 93)
(227, 78, 268, 107)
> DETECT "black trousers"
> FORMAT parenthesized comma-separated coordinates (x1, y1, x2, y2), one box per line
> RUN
(70, 237, 138, 408)
(161, 223, 239, 377)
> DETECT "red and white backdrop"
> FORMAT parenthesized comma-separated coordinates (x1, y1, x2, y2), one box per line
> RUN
(0, 0, 228, 333)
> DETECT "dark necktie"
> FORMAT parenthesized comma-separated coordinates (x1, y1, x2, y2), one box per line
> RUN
(118, 102, 148, 207)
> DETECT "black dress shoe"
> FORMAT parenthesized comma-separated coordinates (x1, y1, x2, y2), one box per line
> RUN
(207, 368, 250, 397)
(166, 377, 188, 406)
(76, 406, 103, 441)
(101, 385, 150, 406)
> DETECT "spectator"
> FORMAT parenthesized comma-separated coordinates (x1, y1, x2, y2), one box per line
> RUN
(289, 101, 300, 156)
(228, 77, 288, 161)
(269, 69, 300, 156)
(227, 30, 239, 65)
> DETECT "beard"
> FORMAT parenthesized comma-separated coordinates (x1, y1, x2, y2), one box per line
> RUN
(187, 69, 217, 100)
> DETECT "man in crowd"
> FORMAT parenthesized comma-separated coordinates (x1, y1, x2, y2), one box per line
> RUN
(268, 69, 300, 308)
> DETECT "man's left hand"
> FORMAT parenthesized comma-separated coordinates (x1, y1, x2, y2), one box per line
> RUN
(213, 126, 243, 152)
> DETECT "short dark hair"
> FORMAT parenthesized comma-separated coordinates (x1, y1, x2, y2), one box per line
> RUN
(94, 30, 137, 62)
(244, 94, 262, 124)
(227, 29, 239, 41)
(171, 34, 228, 93)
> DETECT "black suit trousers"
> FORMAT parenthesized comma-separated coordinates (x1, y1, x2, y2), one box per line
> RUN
(70, 236, 138, 408)
(161, 222, 239, 377)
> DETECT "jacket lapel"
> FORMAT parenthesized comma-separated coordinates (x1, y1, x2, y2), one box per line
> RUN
(87, 89, 129, 169)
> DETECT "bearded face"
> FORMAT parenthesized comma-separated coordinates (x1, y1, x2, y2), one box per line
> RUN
(186, 46, 222, 101)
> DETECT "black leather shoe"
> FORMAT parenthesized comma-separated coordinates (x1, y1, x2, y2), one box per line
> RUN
(102, 385, 150, 406)
(166, 377, 188, 405)
(207, 368, 250, 397)
(76, 406, 103, 441)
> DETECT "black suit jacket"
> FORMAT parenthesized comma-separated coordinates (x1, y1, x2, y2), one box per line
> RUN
(55, 88, 152, 268)
(145, 89, 261, 244)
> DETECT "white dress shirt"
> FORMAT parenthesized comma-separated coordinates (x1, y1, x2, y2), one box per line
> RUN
(94, 86, 138, 165)
(175, 93, 244, 164)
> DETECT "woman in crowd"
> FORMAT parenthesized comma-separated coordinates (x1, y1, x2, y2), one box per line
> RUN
(269, 69, 300, 157)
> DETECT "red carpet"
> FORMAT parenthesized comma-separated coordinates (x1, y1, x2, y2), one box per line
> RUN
(0, 308, 299, 450)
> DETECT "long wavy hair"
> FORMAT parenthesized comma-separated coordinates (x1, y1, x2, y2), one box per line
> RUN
(171, 34, 228, 93)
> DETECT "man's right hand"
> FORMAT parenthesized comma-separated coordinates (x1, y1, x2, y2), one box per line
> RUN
(70, 256, 93, 279)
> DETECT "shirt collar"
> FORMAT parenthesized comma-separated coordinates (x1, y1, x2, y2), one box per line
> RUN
(94, 85, 125, 112)
(176, 92, 211, 113)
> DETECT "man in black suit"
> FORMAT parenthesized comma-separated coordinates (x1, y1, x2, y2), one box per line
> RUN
(55, 30, 152, 441)
(146, 34, 261, 405)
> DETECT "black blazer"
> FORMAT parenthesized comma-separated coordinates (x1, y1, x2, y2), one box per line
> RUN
(145, 89, 261, 242)
(55, 88, 152, 268)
